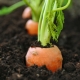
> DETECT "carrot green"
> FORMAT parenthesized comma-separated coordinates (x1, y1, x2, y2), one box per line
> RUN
(38, 0, 71, 46)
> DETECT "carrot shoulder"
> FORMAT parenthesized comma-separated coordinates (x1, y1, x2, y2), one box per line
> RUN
(25, 19, 38, 35)
(25, 45, 63, 72)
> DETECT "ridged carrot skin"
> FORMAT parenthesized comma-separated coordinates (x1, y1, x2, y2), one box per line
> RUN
(26, 45, 63, 72)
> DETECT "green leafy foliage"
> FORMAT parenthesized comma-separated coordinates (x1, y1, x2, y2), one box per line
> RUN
(38, 0, 71, 46)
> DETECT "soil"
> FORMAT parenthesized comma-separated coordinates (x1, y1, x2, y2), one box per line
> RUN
(0, 6, 80, 80)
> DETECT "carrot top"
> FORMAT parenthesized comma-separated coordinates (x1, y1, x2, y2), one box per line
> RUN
(38, 0, 71, 46)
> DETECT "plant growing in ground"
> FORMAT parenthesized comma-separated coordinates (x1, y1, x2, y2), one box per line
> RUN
(22, 0, 44, 35)
(26, 0, 71, 72)
(0, 0, 71, 35)
(0, 0, 71, 72)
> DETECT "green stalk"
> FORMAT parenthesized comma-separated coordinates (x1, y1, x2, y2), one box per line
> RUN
(0, 1, 25, 16)
(38, 0, 71, 46)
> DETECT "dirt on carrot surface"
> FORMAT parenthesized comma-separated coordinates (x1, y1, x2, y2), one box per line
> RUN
(0, 5, 80, 80)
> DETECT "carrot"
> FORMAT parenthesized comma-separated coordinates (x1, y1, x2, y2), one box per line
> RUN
(25, 19, 38, 35)
(22, 7, 31, 19)
(25, 0, 71, 72)
(26, 45, 63, 72)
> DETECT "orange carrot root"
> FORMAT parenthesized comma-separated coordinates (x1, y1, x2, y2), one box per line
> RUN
(22, 7, 31, 19)
(25, 19, 38, 35)
(25, 45, 63, 72)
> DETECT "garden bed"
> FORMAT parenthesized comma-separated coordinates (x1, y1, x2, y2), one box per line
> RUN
(0, 6, 80, 80)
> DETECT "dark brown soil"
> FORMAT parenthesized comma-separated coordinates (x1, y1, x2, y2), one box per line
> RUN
(0, 6, 80, 80)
